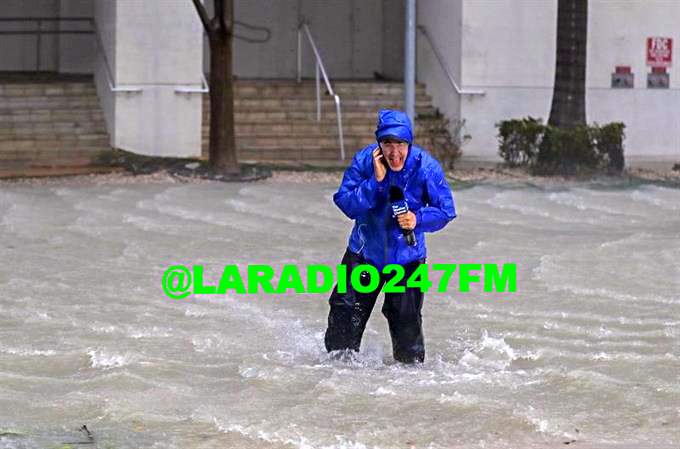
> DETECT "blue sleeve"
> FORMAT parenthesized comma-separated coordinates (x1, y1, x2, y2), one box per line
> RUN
(414, 161, 456, 232)
(333, 152, 388, 219)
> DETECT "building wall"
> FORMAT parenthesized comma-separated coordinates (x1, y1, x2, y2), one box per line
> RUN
(382, 0, 405, 80)
(420, 0, 680, 160)
(0, 0, 59, 71)
(57, 0, 94, 73)
(5, 0, 678, 160)
(216, 0, 300, 79)
(587, 0, 680, 157)
(0, 0, 93, 73)
(203, 0, 403, 80)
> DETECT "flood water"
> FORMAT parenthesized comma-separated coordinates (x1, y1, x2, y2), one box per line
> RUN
(1, 178, 678, 448)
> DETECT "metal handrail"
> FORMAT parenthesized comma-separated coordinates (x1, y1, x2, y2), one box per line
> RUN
(417, 25, 485, 96)
(174, 72, 209, 94)
(296, 20, 345, 160)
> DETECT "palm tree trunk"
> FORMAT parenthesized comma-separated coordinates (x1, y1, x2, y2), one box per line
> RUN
(548, 0, 588, 128)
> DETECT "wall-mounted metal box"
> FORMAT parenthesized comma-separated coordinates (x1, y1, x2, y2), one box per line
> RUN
(648, 67, 670, 88)
(612, 72, 634, 88)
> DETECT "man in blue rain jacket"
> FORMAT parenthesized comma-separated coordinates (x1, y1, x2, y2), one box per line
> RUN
(324, 109, 456, 363)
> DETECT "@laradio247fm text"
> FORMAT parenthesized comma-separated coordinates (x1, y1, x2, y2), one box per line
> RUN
(161, 263, 517, 300)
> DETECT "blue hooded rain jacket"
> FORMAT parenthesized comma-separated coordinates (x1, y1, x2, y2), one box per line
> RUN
(333, 109, 457, 270)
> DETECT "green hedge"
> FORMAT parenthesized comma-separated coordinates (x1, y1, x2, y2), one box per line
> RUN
(496, 117, 625, 175)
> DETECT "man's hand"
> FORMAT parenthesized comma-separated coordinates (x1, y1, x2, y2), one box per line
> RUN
(397, 211, 416, 230)
(373, 147, 386, 182)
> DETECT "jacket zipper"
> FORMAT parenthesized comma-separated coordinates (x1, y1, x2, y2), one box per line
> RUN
(384, 174, 391, 269)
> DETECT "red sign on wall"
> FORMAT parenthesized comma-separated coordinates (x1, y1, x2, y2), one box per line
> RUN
(647, 37, 673, 67)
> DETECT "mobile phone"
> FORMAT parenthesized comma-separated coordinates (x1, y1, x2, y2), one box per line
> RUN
(377, 142, 390, 169)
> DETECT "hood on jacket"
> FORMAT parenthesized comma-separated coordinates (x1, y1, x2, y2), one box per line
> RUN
(375, 109, 413, 145)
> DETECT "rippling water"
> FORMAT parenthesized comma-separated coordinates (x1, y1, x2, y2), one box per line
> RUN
(0, 179, 678, 449)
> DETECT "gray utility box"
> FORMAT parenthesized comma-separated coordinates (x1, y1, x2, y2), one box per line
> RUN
(648, 72, 669, 88)
(612, 72, 634, 88)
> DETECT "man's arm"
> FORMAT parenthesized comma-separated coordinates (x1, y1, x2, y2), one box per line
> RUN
(414, 161, 456, 232)
(333, 148, 388, 219)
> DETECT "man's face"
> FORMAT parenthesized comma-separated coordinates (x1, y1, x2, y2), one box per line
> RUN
(380, 138, 409, 172)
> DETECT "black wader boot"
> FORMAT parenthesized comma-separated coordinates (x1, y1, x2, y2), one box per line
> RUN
(324, 249, 384, 352)
(381, 257, 426, 363)
(324, 249, 426, 363)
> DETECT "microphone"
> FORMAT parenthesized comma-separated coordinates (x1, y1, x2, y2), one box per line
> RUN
(389, 186, 416, 246)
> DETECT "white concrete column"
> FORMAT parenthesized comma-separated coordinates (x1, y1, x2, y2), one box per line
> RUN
(113, 0, 204, 157)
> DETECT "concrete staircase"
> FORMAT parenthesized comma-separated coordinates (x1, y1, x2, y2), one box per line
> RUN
(203, 80, 450, 162)
(0, 76, 452, 174)
(0, 74, 111, 173)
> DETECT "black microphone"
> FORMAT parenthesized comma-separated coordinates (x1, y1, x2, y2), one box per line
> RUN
(389, 186, 416, 246)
